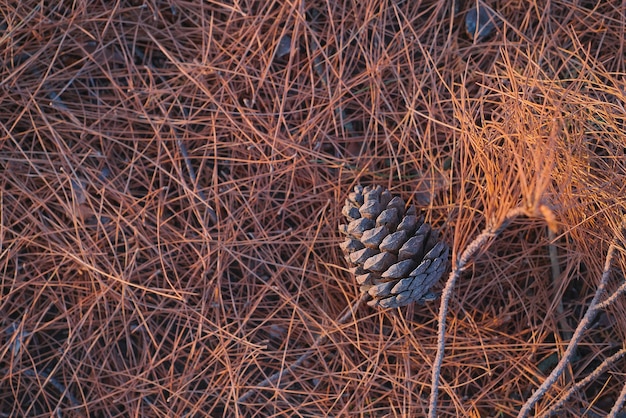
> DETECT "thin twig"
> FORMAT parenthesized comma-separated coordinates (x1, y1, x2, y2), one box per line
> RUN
(548, 228, 574, 384)
(175, 135, 218, 225)
(21, 368, 82, 409)
(132, 44, 218, 226)
(607, 375, 626, 418)
(548, 228, 573, 341)
(517, 244, 617, 418)
(429, 207, 527, 418)
(307, 8, 356, 153)
(237, 292, 370, 404)
(595, 279, 626, 310)
(537, 348, 626, 418)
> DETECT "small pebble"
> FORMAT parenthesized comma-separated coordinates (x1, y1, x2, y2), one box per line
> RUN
(465, 3, 501, 41)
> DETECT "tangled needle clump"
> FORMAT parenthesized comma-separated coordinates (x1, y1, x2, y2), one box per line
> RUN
(339, 185, 449, 308)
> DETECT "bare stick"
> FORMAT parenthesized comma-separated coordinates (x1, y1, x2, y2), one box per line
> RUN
(237, 292, 370, 404)
(517, 244, 617, 418)
(607, 375, 626, 418)
(175, 136, 218, 225)
(429, 207, 527, 418)
(595, 279, 626, 310)
(537, 348, 626, 418)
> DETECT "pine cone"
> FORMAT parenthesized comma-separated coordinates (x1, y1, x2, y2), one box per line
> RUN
(339, 185, 449, 308)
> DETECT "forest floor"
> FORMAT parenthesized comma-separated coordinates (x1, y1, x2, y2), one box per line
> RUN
(1, 1, 626, 417)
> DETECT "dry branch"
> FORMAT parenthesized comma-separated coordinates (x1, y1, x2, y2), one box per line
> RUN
(608, 381, 626, 418)
(538, 348, 626, 418)
(429, 206, 528, 418)
(519, 244, 622, 417)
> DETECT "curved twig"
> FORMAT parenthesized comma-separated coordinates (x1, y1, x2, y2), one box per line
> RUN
(517, 244, 617, 417)
(538, 348, 626, 418)
(607, 376, 626, 418)
(429, 207, 527, 418)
